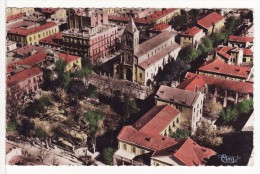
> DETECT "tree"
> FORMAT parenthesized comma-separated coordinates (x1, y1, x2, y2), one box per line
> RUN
(86, 84, 98, 98)
(204, 100, 223, 118)
(6, 85, 26, 122)
(42, 68, 54, 89)
(111, 90, 122, 113)
(156, 59, 189, 83)
(6, 121, 18, 133)
(210, 32, 227, 47)
(170, 14, 188, 30)
(193, 122, 223, 147)
(224, 16, 239, 36)
(123, 94, 139, 122)
(24, 96, 51, 117)
(177, 46, 199, 63)
(82, 54, 93, 69)
(199, 37, 213, 54)
(55, 60, 66, 76)
(84, 110, 104, 153)
(103, 147, 114, 165)
(60, 72, 70, 89)
(73, 67, 92, 85)
(68, 80, 87, 99)
(171, 129, 190, 141)
(18, 119, 35, 137)
(237, 98, 253, 114)
(35, 127, 48, 140)
(219, 106, 239, 123)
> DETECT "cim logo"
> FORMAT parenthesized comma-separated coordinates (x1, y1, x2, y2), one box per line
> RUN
(218, 154, 241, 164)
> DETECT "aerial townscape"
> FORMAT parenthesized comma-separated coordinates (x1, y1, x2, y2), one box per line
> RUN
(6, 8, 254, 166)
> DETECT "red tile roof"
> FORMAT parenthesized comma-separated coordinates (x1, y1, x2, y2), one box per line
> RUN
(228, 35, 253, 43)
(109, 8, 178, 25)
(216, 46, 232, 59)
(177, 75, 207, 93)
(243, 48, 253, 56)
(118, 125, 178, 151)
(149, 23, 171, 31)
(198, 58, 251, 79)
(179, 72, 253, 94)
(173, 137, 216, 166)
(58, 53, 80, 64)
(39, 32, 62, 46)
(197, 12, 224, 29)
(133, 105, 180, 136)
(16, 51, 47, 67)
(180, 26, 202, 37)
(9, 22, 57, 36)
(41, 8, 58, 14)
(146, 8, 178, 23)
(7, 67, 43, 87)
(7, 13, 25, 22)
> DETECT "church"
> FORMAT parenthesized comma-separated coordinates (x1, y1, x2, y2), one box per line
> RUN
(113, 18, 181, 86)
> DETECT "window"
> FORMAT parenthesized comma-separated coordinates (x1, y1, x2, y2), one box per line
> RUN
(172, 121, 175, 127)
(38, 34, 41, 38)
(194, 108, 195, 113)
(177, 117, 179, 123)
(200, 109, 202, 114)
(139, 73, 142, 79)
(132, 147, 136, 153)
(123, 143, 127, 150)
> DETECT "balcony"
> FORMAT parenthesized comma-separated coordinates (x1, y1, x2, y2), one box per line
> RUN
(113, 149, 146, 166)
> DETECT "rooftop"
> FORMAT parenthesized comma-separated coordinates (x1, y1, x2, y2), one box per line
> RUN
(39, 32, 62, 45)
(180, 26, 202, 37)
(7, 13, 25, 22)
(243, 48, 253, 56)
(133, 105, 180, 136)
(7, 67, 43, 87)
(155, 85, 200, 107)
(117, 125, 178, 151)
(173, 137, 216, 166)
(216, 46, 233, 59)
(228, 35, 253, 43)
(9, 22, 57, 36)
(149, 23, 171, 31)
(135, 31, 176, 58)
(138, 43, 180, 69)
(198, 58, 251, 79)
(41, 8, 58, 14)
(58, 53, 81, 63)
(15, 51, 48, 67)
(14, 45, 45, 56)
(197, 12, 224, 29)
(179, 72, 253, 94)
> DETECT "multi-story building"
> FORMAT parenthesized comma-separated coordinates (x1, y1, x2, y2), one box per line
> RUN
(38, 8, 67, 20)
(62, 24, 118, 63)
(179, 26, 205, 47)
(155, 85, 204, 133)
(8, 22, 60, 45)
(197, 12, 225, 35)
(148, 23, 172, 37)
(215, 45, 253, 65)
(113, 104, 215, 166)
(67, 8, 108, 29)
(177, 72, 253, 107)
(58, 53, 82, 72)
(6, 8, 35, 16)
(39, 32, 63, 50)
(227, 35, 253, 48)
(198, 58, 252, 82)
(6, 67, 43, 99)
(114, 18, 181, 86)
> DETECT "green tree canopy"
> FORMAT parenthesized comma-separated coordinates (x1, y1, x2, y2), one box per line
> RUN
(103, 147, 115, 165)
(220, 106, 239, 123)
(177, 46, 200, 63)
(55, 60, 67, 76)
(18, 119, 35, 137)
(123, 94, 139, 122)
(84, 110, 104, 135)
(237, 98, 253, 114)
(224, 16, 239, 36)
